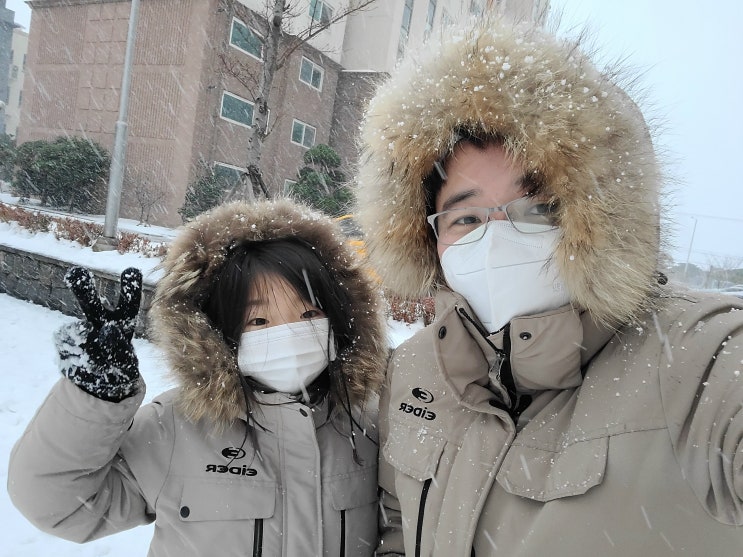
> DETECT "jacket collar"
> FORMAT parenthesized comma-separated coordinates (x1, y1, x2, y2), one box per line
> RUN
(247, 391, 333, 431)
(436, 289, 616, 395)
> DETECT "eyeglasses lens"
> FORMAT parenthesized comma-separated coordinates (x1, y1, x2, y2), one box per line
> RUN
(431, 197, 557, 245)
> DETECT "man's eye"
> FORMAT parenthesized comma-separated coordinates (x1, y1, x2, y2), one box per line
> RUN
(439, 212, 483, 231)
(301, 309, 322, 319)
(452, 214, 483, 226)
(247, 317, 267, 326)
(529, 203, 550, 215)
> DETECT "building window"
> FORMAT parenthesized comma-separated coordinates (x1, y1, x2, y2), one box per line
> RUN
(424, 0, 436, 38)
(309, 0, 333, 25)
(291, 119, 316, 148)
(440, 8, 452, 29)
(299, 57, 324, 90)
(214, 162, 244, 190)
(469, 0, 484, 16)
(230, 18, 264, 60)
(398, 0, 414, 59)
(220, 91, 254, 127)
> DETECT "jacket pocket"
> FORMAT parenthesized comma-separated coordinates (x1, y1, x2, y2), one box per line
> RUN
(327, 467, 379, 510)
(383, 419, 446, 481)
(496, 436, 608, 502)
(178, 478, 277, 521)
(326, 468, 379, 556)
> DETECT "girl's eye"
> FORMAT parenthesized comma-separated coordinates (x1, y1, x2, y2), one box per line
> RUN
(301, 309, 322, 319)
(247, 317, 267, 326)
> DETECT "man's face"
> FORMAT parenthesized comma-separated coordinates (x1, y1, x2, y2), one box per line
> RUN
(434, 142, 526, 258)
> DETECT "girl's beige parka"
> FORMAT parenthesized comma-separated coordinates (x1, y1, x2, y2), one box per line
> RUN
(9, 200, 387, 556)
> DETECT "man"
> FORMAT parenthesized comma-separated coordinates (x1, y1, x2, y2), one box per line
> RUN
(355, 19, 743, 556)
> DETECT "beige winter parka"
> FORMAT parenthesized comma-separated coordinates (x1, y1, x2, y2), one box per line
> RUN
(8, 200, 387, 556)
(355, 19, 743, 557)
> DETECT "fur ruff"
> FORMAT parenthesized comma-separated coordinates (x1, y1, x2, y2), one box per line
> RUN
(355, 19, 669, 325)
(149, 200, 387, 428)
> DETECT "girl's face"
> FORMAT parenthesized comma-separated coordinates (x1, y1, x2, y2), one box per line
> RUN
(243, 274, 325, 332)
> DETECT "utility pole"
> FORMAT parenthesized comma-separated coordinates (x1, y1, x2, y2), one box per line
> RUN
(683, 216, 698, 282)
(93, 0, 140, 251)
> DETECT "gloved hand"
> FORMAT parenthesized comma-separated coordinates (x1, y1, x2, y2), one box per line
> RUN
(54, 266, 143, 402)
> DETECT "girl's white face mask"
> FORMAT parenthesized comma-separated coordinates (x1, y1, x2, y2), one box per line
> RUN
(440, 221, 570, 333)
(237, 318, 336, 394)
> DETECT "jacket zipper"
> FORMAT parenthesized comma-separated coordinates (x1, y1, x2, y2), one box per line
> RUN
(252, 518, 263, 557)
(339, 509, 346, 557)
(457, 307, 517, 406)
(415, 478, 432, 557)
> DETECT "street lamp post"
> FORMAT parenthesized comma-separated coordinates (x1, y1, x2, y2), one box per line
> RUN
(93, 0, 141, 251)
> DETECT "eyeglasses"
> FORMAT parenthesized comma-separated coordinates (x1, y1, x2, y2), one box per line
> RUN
(426, 196, 559, 245)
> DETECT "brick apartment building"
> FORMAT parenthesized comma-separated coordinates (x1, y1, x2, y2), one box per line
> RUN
(19, 0, 545, 227)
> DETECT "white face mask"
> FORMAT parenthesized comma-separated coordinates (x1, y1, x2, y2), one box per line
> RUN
(440, 221, 570, 333)
(237, 318, 336, 394)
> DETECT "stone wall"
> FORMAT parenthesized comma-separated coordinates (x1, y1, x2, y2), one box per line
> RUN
(0, 244, 155, 337)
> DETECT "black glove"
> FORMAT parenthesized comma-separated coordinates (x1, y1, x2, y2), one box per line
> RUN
(54, 266, 143, 402)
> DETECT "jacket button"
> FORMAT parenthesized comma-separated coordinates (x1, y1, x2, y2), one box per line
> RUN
(438, 326, 447, 339)
(180, 506, 190, 518)
(299, 408, 308, 417)
(519, 332, 532, 340)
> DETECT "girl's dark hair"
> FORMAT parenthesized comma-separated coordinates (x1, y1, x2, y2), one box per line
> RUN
(201, 237, 355, 434)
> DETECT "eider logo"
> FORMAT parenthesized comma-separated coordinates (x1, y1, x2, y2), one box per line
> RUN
(221, 447, 246, 459)
(412, 387, 434, 403)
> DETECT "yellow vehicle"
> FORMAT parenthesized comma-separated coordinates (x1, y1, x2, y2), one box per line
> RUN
(334, 214, 366, 259)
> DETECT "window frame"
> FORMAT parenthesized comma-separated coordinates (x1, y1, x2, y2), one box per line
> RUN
(220, 91, 255, 128)
(290, 119, 317, 149)
(229, 17, 264, 61)
(299, 57, 324, 91)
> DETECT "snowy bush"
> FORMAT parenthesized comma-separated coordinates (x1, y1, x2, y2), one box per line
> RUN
(12, 136, 110, 214)
(178, 167, 226, 222)
(288, 144, 353, 217)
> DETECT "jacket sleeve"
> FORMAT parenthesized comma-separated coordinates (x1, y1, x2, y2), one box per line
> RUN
(661, 296, 743, 525)
(7, 377, 153, 542)
(376, 359, 405, 556)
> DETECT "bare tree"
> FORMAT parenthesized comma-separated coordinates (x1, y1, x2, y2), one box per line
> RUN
(126, 171, 169, 226)
(703, 254, 743, 289)
(219, 0, 377, 202)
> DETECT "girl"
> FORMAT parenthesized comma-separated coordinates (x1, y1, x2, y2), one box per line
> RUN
(9, 199, 387, 556)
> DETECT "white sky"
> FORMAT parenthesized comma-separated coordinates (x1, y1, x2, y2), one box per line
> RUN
(548, 0, 743, 268)
(5, 0, 743, 268)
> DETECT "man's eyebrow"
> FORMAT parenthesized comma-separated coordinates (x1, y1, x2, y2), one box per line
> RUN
(441, 188, 479, 211)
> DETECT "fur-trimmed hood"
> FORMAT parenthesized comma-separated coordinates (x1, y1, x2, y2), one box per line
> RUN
(355, 19, 668, 325)
(149, 199, 387, 427)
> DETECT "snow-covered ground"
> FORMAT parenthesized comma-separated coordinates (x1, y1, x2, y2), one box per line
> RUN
(0, 204, 422, 556)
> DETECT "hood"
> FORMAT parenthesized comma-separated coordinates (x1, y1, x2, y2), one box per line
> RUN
(149, 199, 387, 427)
(355, 19, 669, 325)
